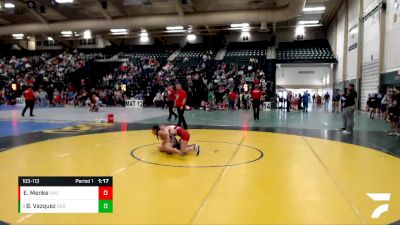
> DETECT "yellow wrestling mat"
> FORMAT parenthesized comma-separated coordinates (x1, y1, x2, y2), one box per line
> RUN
(0, 129, 399, 224)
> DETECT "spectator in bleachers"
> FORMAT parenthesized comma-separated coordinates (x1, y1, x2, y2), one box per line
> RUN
(228, 90, 237, 110)
(153, 90, 164, 107)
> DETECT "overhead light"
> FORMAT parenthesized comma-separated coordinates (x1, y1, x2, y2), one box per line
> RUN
(295, 25, 305, 36)
(27, 0, 35, 8)
(55, 0, 74, 3)
(298, 20, 320, 25)
(111, 32, 128, 35)
(141, 29, 147, 33)
(165, 30, 186, 33)
(166, 26, 184, 30)
(4, 3, 15, 8)
(110, 28, 127, 33)
(83, 30, 91, 39)
(350, 27, 358, 34)
(139, 32, 148, 37)
(230, 23, 249, 28)
(48, 37, 54, 41)
(50, 0, 57, 7)
(61, 31, 72, 35)
(303, 6, 326, 12)
(187, 34, 196, 41)
(12, 33, 24, 38)
(140, 36, 149, 42)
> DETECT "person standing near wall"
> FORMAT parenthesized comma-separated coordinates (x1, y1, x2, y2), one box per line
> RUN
(340, 84, 358, 135)
(324, 92, 330, 111)
(287, 92, 292, 112)
(175, 84, 188, 129)
(302, 91, 310, 113)
(251, 85, 262, 120)
(21, 86, 36, 117)
(332, 90, 341, 113)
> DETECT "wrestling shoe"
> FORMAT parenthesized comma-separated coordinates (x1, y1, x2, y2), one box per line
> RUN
(342, 130, 353, 135)
(195, 145, 200, 156)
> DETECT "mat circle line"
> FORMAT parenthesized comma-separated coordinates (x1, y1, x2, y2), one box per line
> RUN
(130, 140, 264, 168)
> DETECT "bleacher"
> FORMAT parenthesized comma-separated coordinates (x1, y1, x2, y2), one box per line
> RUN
(77, 46, 119, 59)
(276, 40, 337, 63)
(223, 41, 272, 65)
(171, 43, 220, 86)
(174, 43, 219, 67)
(119, 45, 177, 64)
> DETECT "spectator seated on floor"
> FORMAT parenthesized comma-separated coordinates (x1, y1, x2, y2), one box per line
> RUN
(89, 94, 100, 112)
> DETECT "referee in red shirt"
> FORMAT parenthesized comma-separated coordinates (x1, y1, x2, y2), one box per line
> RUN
(167, 85, 178, 121)
(175, 84, 188, 129)
(251, 85, 262, 120)
(21, 86, 36, 117)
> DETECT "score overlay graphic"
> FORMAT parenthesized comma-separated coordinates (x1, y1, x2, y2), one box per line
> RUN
(18, 176, 113, 213)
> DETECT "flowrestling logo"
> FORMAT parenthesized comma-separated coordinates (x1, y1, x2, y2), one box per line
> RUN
(366, 193, 391, 219)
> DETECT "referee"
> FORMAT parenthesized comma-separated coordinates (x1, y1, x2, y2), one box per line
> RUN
(21, 86, 36, 117)
(175, 84, 188, 129)
(251, 85, 262, 120)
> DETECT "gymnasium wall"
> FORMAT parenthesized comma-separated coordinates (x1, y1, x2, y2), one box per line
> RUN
(384, 0, 400, 72)
(362, 12, 380, 64)
(327, 0, 400, 109)
(346, 0, 360, 80)
(276, 66, 331, 88)
(123, 28, 327, 47)
(327, 17, 336, 54)
(335, 2, 346, 83)
(360, 0, 380, 109)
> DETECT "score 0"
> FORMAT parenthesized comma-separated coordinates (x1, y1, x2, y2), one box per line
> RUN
(99, 185, 112, 213)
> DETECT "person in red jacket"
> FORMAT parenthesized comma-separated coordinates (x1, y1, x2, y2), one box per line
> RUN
(175, 84, 188, 129)
(21, 86, 36, 117)
(166, 85, 178, 121)
(228, 90, 237, 110)
(251, 85, 262, 120)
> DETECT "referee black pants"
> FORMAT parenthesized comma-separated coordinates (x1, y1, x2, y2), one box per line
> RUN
(167, 101, 177, 120)
(253, 99, 260, 120)
(22, 100, 35, 116)
(177, 107, 188, 129)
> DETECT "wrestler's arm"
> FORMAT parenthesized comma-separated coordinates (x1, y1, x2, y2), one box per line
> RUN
(158, 130, 169, 144)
